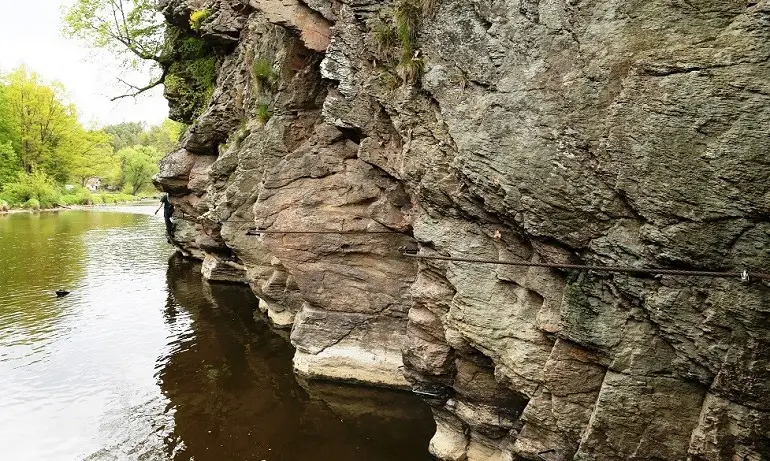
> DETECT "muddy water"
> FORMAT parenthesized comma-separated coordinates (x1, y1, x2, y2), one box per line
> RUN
(0, 206, 434, 460)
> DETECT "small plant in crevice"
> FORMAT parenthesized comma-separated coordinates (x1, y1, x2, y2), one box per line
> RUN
(189, 9, 210, 31)
(452, 69, 471, 91)
(395, 0, 421, 47)
(372, 19, 399, 61)
(256, 104, 271, 124)
(370, 0, 432, 87)
(395, 0, 429, 84)
(252, 58, 278, 94)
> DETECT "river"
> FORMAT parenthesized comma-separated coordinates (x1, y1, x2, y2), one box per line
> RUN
(0, 205, 435, 461)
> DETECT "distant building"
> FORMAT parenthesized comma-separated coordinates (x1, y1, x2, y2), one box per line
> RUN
(85, 177, 102, 192)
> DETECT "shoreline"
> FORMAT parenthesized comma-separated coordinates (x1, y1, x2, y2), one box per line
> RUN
(1, 200, 157, 215)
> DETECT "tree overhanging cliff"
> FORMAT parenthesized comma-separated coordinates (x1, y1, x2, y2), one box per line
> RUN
(152, 1, 770, 460)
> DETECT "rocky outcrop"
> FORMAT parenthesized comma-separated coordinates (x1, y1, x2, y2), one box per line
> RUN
(154, 0, 770, 459)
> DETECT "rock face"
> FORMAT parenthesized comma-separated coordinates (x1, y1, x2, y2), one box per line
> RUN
(153, 0, 770, 459)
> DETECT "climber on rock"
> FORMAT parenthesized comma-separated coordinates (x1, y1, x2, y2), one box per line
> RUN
(155, 193, 175, 237)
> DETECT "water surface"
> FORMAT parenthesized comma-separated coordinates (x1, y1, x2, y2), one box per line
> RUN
(0, 206, 435, 460)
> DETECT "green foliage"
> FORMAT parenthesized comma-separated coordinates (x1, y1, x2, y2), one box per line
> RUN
(2, 67, 79, 180)
(0, 83, 17, 153)
(189, 9, 210, 31)
(118, 145, 162, 195)
(63, 0, 167, 98)
(102, 122, 145, 151)
(371, 0, 428, 86)
(256, 104, 271, 124)
(103, 119, 183, 153)
(252, 58, 278, 93)
(60, 186, 96, 206)
(394, 0, 424, 84)
(164, 30, 218, 122)
(395, 0, 421, 47)
(23, 198, 41, 211)
(372, 20, 399, 60)
(1, 171, 61, 209)
(0, 66, 177, 209)
(0, 141, 20, 187)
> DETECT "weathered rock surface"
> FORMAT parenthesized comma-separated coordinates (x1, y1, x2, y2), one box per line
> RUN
(154, 0, 770, 459)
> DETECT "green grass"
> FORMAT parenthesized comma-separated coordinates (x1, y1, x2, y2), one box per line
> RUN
(252, 58, 278, 94)
(372, 20, 399, 60)
(395, 0, 423, 84)
(370, 0, 428, 86)
(256, 104, 271, 124)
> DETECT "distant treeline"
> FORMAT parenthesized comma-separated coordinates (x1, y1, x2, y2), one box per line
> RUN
(0, 66, 182, 209)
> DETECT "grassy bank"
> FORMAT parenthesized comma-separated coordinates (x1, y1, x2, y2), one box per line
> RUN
(0, 186, 149, 212)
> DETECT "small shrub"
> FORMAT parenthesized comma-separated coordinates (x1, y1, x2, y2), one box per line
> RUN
(59, 185, 94, 206)
(1, 171, 61, 208)
(189, 9, 210, 31)
(252, 58, 278, 93)
(256, 104, 271, 124)
(23, 198, 40, 211)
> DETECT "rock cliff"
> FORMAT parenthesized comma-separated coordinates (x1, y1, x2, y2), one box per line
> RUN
(153, 0, 770, 459)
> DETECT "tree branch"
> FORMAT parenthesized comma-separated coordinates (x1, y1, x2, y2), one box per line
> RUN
(110, 67, 168, 101)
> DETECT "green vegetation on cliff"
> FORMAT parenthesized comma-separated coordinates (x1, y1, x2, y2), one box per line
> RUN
(64, 0, 219, 122)
(371, 0, 430, 86)
(162, 27, 218, 122)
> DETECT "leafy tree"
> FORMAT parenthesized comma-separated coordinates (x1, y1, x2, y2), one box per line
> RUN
(103, 121, 146, 151)
(63, 0, 217, 121)
(140, 119, 184, 152)
(66, 130, 117, 186)
(62, 0, 168, 99)
(0, 83, 17, 150)
(2, 67, 81, 182)
(0, 141, 20, 186)
(104, 119, 183, 154)
(119, 145, 161, 194)
(0, 66, 180, 202)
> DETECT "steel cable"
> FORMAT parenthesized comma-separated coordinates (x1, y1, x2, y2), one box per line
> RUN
(174, 212, 769, 282)
(401, 252, 770, 282)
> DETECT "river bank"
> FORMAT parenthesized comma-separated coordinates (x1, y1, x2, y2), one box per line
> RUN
(0, 198, 157, 214)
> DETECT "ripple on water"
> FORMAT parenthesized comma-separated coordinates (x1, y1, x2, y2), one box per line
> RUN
(0, 207, 436, 461)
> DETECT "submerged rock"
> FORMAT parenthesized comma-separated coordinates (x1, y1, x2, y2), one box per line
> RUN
(153, 0, 770, 459)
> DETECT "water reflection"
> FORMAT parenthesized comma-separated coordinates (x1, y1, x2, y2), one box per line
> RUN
(0, 207, 434, 461)
(160, 255, 435, 461)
